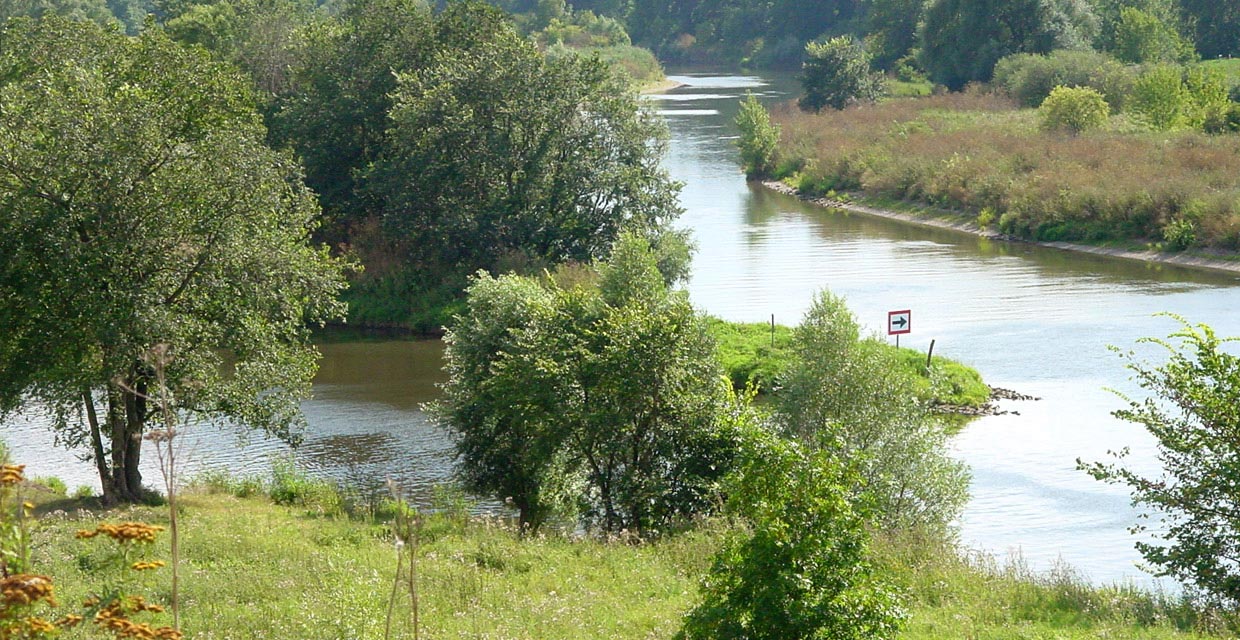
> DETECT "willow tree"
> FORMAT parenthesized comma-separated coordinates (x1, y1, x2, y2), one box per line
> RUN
(0, 18, 348, 503)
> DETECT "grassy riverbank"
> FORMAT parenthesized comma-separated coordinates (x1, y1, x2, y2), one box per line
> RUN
(769, 92, 1240, 254)
(25, 484, 1228, 639)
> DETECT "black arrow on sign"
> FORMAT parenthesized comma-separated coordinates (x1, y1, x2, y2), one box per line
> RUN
(892, 317, 908, 328)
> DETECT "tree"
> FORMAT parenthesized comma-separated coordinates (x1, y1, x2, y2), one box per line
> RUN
(919, 0, 1098, 90)
(0, 18, 349, 503)
(1111, 6, 1194, 64)
(1179, 0, 1240, 59)
(1039, 85, 1110, 134)
(863, 0, 926, 70)
(269, 0, 435, 235)
(438, 234, 739, 534)
(369, 4, 680, 274)
(677, 429, 905, 640)
(1079, 318, 1240, 606)
(1130, 64, 1189, 130)
(775, 291, 969, 535)
(798, 35, 884, 113)
(734, 93, 780, 178)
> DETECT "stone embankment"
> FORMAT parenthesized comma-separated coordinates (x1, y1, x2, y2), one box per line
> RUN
(936, 386, 1040, 417)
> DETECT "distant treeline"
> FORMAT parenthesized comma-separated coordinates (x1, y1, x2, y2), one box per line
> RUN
(494, 0, 1239, 82)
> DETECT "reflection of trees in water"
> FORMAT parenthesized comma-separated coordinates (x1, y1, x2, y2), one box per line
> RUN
(741, 184, 1238, 290)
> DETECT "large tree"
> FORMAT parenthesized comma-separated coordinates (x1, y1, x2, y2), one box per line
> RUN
(368, 1, 680, 275)
(438, 234, 738, 534)
(0, 17, 348, 502)
(919, 0, 1098, 90)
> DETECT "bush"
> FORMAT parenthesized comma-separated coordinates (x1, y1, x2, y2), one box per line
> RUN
(677, 431, 905, 640)
(799, 36, 884, 113)
(1131, 65, 1190, 130)
(1080, 319, 1240, 607)
(1039, 85, 1111, 134)
(993, 49, 1134, 109)
(776, 291, 970, 535)
(734, 93, 781, 178)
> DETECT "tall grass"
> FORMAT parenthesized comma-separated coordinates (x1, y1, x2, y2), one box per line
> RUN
(772, 94, 1240, 251)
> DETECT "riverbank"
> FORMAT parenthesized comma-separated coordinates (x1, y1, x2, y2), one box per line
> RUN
(23, 484, 1226, 639)
(760, 180, 1240, 277)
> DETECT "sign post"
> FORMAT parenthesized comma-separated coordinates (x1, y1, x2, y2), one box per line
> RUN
(887, 309, 911, 347)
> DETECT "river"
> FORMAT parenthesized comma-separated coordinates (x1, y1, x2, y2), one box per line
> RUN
(8, 70, 1240, 588)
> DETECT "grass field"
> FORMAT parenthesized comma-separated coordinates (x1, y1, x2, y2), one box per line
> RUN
(20, 481, 1231, 639)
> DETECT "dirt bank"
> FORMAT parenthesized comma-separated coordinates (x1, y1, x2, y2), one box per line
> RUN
(761, 180, 1240, 277)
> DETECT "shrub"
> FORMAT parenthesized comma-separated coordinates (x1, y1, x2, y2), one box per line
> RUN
(734, 93, 781, 178)
(1131, 65, 1190, 130)
(799, 36, 884, 113)
(1039, 85, 1111, 134)
(993, 49, 1134, 109)
(677, 432, 905, 640)
(1080, 319, 1240, 607)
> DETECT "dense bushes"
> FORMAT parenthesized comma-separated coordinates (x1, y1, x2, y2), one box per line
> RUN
(993, 49, 1135, 109)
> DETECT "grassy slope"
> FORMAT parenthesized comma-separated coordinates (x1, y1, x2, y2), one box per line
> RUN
(28, 491, 1222, 639)
(708, 317, 990, 407)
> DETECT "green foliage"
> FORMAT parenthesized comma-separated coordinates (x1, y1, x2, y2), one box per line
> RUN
(1179, 0, 1240, 60)
(1039, 85, 1111, 134)
(0, 17, 349, 502)
(269, 0, 435, 232)
(798, 35, 884, 113)
(268, 457, 345, 515)
(1080, 318, 1240, 607)
(919, 0, 1099, 90)
(734, 93, 781, 178)
(992, 49, 1135, 109)
(677, 432, 905, 640)
(0, 0, 118, 26)
(32, 476, 68, 497)
(1112, 6, 1195, 64)
(438, 234, 741, 534)
(776, 291, 970, 535)
(163, 0, 316, 98)
(368, 2, 680, 276)
(1131, 65, 1190, 130)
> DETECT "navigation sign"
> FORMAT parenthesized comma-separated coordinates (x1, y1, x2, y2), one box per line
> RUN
(887, 310, 911, 336)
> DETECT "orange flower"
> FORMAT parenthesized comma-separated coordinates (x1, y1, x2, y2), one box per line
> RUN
(0, 574, 56, 607)
(0, 464, 26, 485)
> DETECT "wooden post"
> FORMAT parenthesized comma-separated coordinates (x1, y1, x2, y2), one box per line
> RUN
(770, 314, 775, 348)
(926, 339, 936, 374)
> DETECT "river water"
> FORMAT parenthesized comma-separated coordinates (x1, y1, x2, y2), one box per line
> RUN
(8, 71, 1240, 588)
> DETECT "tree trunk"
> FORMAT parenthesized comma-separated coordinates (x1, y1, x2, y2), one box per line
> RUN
(83, 391, 115, 503)
(105, 379, 147, 503)
(123, 378, 147, 499)
(107, 384, 130, 502)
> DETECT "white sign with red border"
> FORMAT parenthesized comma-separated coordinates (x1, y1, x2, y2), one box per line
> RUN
(887, 310, 911, 335)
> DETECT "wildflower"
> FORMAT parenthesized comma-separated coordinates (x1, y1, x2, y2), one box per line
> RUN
(0, 574, 56, 607)
(131, 561, 166, 572)
(54, 614, 84, 628)
(23, 617, 55, 633)
(77, 522, 165, 544)
(0, 464, 25, 485)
